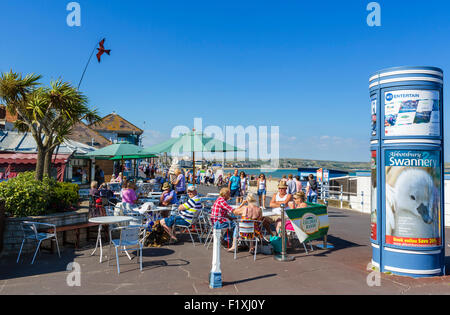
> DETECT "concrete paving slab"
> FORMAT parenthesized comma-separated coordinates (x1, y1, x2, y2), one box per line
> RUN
(0, 185, 449, 295)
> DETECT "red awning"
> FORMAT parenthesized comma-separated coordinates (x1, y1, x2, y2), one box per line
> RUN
(0, 153, 71, 165)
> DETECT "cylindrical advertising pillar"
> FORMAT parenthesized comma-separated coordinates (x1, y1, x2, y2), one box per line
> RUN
(369, 66, 445, 277)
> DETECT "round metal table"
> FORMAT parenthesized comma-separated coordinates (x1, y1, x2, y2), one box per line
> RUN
(89, 216, 133, 263)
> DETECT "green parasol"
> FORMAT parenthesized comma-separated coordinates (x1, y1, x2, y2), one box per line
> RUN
(143, 130, 244, 182)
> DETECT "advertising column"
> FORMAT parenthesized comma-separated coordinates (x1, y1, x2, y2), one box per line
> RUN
(369, 66, 445, 278)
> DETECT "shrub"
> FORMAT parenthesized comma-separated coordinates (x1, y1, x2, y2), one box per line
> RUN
(48, 182, 79, 212)
(0, 172, 80, 217)
(0, 172, 51, 217)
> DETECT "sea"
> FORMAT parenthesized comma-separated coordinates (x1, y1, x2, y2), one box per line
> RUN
(223, 168, 300, 179)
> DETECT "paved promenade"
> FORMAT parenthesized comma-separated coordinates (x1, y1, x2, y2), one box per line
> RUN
(0, 185, 449, 295)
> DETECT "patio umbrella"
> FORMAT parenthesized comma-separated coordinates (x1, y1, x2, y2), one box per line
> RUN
(143, 130, 244, 183)
(86, 141, 155, 175)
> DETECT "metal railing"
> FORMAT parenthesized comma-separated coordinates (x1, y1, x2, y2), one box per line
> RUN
(317, 184, 361, 209)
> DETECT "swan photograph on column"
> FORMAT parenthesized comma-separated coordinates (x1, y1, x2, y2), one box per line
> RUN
(385, 150, 441, 247)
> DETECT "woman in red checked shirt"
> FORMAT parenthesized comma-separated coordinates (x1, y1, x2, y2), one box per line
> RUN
(210, 187, 239, 252)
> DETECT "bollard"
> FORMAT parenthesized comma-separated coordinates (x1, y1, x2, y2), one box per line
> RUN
(361, 191, 364, 211)
(274, 203, 294, 262)
(209, 228, 222, 288)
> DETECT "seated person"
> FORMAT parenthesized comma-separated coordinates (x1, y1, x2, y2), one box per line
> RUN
(269, 181, 293, 211)
(159, 182, 178, 217)
(89, 181, 100, 198)
(277, 191, 308, 234)
(160, 185, 201, 242)
(121, 182, 138, 206)
(262, 181, 293, 236)
(210, 187, 238, 251)
(233, 193, 263, 254)
(99, 182, 113, 199)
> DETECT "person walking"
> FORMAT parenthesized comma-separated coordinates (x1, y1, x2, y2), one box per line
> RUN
(306, 174, 318, 203)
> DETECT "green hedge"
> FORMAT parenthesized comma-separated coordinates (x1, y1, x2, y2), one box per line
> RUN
(0, 172, 79, 217)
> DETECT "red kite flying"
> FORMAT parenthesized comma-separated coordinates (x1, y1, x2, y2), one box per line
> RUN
(96, 38, 111, 63)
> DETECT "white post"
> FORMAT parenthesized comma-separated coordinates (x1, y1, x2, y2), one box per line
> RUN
(340, 185, 343, 209)
(209, 228, 222, 288)
(91, 157, 96, 182)
(361, 191, 364, 212)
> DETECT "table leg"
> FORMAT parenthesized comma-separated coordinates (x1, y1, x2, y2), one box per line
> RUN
(90, 224, 103, 263)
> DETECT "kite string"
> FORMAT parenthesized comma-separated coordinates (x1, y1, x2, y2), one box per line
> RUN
(77, 38, 103, 90)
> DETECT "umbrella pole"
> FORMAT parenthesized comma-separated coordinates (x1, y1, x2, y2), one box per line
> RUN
(193, 151, 195, 185)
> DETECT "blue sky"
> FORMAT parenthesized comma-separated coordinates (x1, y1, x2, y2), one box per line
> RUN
(1, 0, 449, 162)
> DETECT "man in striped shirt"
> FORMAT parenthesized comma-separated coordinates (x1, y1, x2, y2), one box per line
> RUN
(160, 185, 201, 242)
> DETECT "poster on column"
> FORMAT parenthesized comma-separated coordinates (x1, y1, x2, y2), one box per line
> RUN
(384, 90, 440, 137)
(371, 97, 377, 137)
(385, 150, 441, 247)
(370, 150, 377, 241)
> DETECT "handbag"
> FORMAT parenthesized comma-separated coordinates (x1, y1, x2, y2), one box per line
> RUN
(269, 233, 287, 254)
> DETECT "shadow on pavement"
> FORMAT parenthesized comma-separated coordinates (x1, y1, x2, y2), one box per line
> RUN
(223, 273, 277, 286)
(0, 248, 80, 281)
(142, 247, 175, 257)
(142, 258, 190, 270)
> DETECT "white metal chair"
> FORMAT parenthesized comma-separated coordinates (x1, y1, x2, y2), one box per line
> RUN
(234, 219, 262, 261)
(108, 225, 145, 274)
(16, 221, 61, 264)
(105, 206, 115, 216)
(171, 210, 202, 246)
(204, 213, 235, 250)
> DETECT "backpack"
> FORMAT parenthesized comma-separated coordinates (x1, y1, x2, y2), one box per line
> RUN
(309, 179, 317, 191)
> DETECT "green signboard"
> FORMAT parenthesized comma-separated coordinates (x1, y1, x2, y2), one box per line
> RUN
(285, 203, 329, 243)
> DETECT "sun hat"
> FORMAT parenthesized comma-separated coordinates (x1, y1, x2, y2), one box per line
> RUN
(278, 181, 288, 189)
(162, 182, 171, 190)
(187, 185, 197, 192)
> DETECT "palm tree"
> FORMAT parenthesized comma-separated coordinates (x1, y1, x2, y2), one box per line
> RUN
(0, 71, 100, 180)
(37, 80, 100, 178)
(0, 71, 45, 180)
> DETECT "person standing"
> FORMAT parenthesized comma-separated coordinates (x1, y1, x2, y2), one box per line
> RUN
(306, 174, 318, 203)
(238, 171, 248, 204)
(294, 175, 303, 193)
(286, 174, 297, 195)
(257, 173, 267, 209)
(228, 169, 241, 203)
(172, 169, 186, 196)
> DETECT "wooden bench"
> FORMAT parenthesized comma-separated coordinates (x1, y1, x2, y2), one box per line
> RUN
(42, 222, 107, 251)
